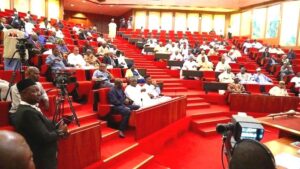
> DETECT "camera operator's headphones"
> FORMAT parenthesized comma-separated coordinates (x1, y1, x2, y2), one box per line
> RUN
(229, 139, 276, 169)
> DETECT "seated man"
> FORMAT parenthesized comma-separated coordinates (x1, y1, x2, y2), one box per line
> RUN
(115, 50, 128, 68)
(10, 67, 49, 125)
(97, 43, 110, 56)
(169, 50, 183, 61)
(0, 79, 11, 101)
(67, 47, 87, 68)
(227, 77, 246, 94)
(92, 63, 114, 89)
(215, 56, 230, 72)
(125, 64, 145, 83)
(280, 64, 294, 80)
(198, 56, 214, 71)
(84, 49, 100, 68)
(108, 79, 140, 138)
(196, 50, 208, 63)
(0, 130, 35, 169)
(125, 77, 156, 108)
(218, 68, 235, 83)
(252, 68, 272, 84)
(102, 52, 117, 69)
(236, 67, 252, 84)
(154, 42, 167, 53)
(142, 76, 162, 98)
(291, 72, 300, 96)
(45, 47, 67, 71)
(269, 81, 289, 96)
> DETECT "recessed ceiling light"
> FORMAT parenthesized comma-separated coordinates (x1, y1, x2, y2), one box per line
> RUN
(82, 0, 86, 3)
(70, 4, 74, 7)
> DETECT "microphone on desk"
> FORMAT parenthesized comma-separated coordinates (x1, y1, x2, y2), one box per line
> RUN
(267, 110, 299, 118)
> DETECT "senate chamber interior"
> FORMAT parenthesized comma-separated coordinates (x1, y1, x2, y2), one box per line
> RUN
(0, 0, 300, 169)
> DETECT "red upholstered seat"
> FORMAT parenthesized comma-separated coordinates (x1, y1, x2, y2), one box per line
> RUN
(245, 84, 261, 94)
(203, 71, 216, 81)
(94, 88, 122, 122)
(0, 101, 11, 126)
(0, 70, 21, 82)
(75, 69, 86, 81)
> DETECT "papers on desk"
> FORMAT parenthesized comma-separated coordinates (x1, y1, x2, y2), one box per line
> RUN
(275, 153, 300, 169)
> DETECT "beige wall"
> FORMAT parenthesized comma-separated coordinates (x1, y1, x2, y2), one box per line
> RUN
(0, 0, 63, 19)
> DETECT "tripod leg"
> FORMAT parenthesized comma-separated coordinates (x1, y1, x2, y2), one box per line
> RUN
(63, 88, 80, 127)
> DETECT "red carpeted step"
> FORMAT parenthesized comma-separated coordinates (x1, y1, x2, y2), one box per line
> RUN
(192, 125, 219, 136)
(150, 74, 172, 78)
(101, 132, 138, 168)
(147, 71, 168, 75)
(190, 111, 230, 119)
(41, 82, 55, 89)
(101, 126, 119, 142)
(163, 87, 187, 92)
(106, 151, 154, 169)
(187, 102, 211, 110)
(163, 82, 184, 87)
(140, 161, 170, 169)
(187, 97, 205, 103)
(191, 116, 230, 127)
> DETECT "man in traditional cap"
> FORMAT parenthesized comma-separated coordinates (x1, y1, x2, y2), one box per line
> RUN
(0, 130, 35, 169)
(252, 67, 272, 84)
(14, 79, 68, 169)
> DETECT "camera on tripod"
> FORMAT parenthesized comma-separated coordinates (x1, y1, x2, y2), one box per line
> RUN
(16, 38, 33, 59)
(54, 70, 76, 88)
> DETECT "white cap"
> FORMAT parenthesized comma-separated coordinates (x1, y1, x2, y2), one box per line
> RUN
(256, 68, 261, 71)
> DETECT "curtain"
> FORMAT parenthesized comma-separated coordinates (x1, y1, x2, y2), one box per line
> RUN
(134, 11, 147, 30)
(161, 12, 173, 31)
(214, 14, 225, 36)
(240, 11, 251, 36)
(174, 12, 186, 32)
(48, 0, 60, 19)
(0, 0, 11, 10)
(187, 13, 199, 33)
(201, 14, 213, 33)
(14, 0, 29, 13)
(148, 11, 160, 31)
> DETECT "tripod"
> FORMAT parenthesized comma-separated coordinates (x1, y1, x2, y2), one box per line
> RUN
(53, 84, 80, 127)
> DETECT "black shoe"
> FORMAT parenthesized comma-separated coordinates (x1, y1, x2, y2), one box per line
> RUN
(119, 131, 125, 138)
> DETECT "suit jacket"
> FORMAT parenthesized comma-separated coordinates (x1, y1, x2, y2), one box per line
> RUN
(14, 104, 58, 169)
(108, 87, 126, 106)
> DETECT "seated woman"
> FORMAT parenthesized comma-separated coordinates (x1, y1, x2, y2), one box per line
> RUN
(125, 64, 145, 84)
(84, 49, 100, 68)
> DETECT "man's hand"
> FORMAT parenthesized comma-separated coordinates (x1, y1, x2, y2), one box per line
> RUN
(141, 88, 146, 92)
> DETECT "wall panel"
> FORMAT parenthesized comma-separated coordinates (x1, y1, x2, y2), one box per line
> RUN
(0, 0, 11, 10)
(134, 11, 147, 30)
(265, 5, 280, 38)
(214, 14, 225, 35)
(14, 0, 29, 13)
(30, 0, 45, 17)
(174, 12, 186, 32)
(161, 12, 173, 31)
(201, 14, 213, 33)
(148, 11, 160, 31)
(187, 13, 199, 32)
(48, 0, 60, 19)
(241, 11, 251, 36)
(252, 8, 266, 39)
(230, 13, 241, 36)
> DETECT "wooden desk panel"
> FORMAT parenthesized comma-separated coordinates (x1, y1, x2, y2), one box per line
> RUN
(129, 96, 187, 140)
(230, 94, 299, 113)
(58, 122, 101, 169)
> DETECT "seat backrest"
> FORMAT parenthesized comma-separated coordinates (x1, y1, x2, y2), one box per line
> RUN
(99, 88, 110, 104)
(0, 101, 11, 126)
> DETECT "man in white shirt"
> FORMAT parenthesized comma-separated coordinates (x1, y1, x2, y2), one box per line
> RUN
(291, 72, 300, 96)
(251, 39, 263, 49)
(251, 68, 272, 85)
(9, 67, 49, 125)
(67, 47, 86, 68)
(243, 39, 252, 54)
(0, 79, 10, 101)
(142, 76, 161, 98)
(269, 81, 289, 96)
(200, 41, 210, 50)
(196, 50, 208, 63)
(236, 67, 252, 84)
(218, 68, 235, 83)
(24, 18, 35, 35)
(198, 56, 214, 71)
(54, 27, 64, 39)
(108, 18, 117, 42)
(228, 46, 242, 60)
(125, 78, 154, 107)
(215, 57, 230, 72)
(169, 51, 183, 61)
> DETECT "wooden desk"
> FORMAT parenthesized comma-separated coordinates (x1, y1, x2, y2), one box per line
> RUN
(144, 46, 155, 53)
(129, 96, 187, 140)
(167, 60, 184, 67)
(258, 116, 300, 139)
(230, 94, 299, 113)
(128, 37, 138, 44)
(264, 138, 300, 169)
(182, 70, 203, 78)
(203, 82, 229, 94)
(155, 52, 170, 60)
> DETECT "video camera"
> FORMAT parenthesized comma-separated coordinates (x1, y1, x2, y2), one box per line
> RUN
(54, 70, 76, 88)
(16, 38, 33, 58)
(216, 115, 264, 141)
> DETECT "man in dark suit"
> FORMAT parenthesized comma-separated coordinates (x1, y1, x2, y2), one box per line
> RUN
(108, 78, 139, 138)
(14, 79, 68, 169)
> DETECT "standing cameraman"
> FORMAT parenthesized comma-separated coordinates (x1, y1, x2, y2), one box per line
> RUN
(3, 24, 28, 70)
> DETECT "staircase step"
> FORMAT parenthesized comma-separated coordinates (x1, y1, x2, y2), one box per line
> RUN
(140, 161, 170, 169)
(101, 126, 119, 142)
(107, 151, 154, 169)
(151, 74, 173, 78)
(102, 136, 139, 168)
(192, 125, 219, 136)
(190, 111, 230, 118)
(192, 116, 231, 127)
(41, 82, 54, 88)
(187, 102, 211, 109)
(163, 87, 187, 92)
(163, 82, 184, 87)
(187, 97, 205, 103)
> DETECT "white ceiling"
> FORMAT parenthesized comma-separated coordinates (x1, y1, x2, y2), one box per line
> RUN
(63, 0, 276, 16)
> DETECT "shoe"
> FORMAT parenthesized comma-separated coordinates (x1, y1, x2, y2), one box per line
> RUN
(119, 131, 125, 138)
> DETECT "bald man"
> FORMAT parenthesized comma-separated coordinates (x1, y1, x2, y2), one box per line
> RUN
(0, 130, 35, 169)
(9, 66, 49, 125)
